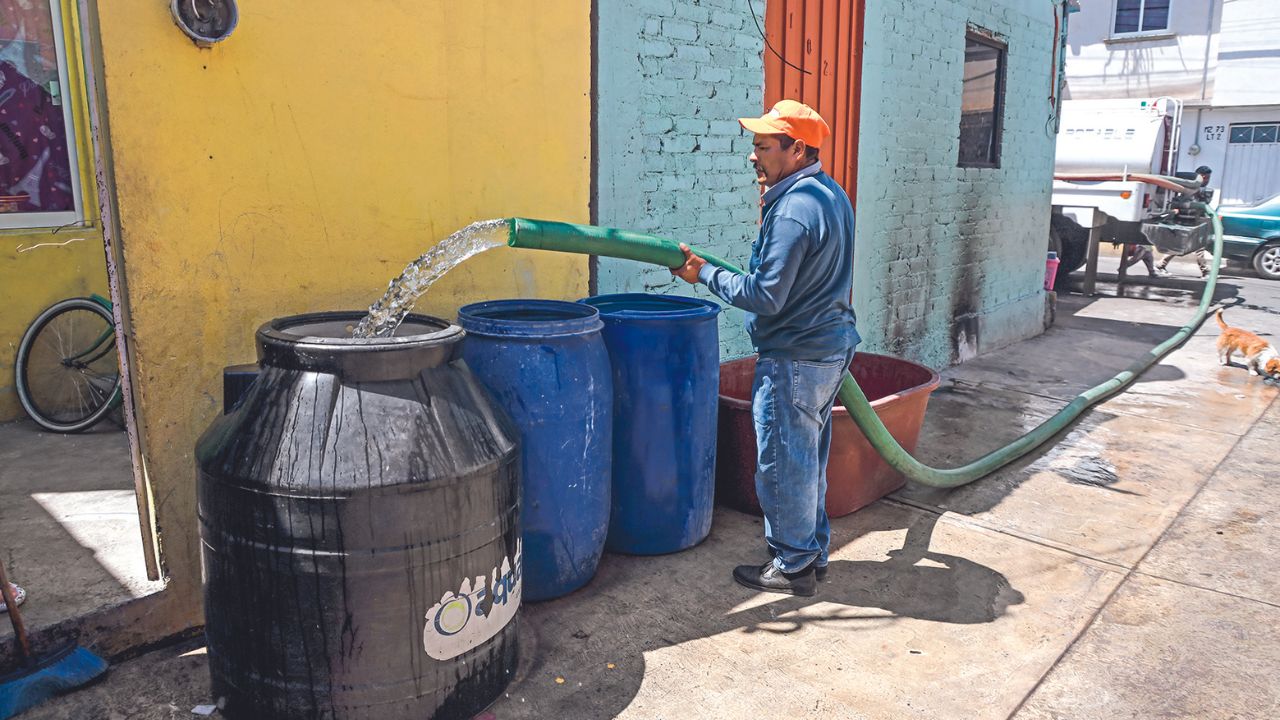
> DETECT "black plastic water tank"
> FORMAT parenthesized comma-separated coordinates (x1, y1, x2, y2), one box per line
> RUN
(196, 311, 522, 720)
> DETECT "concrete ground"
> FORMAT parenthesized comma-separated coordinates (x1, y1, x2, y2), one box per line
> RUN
(0, 418, 163, 638)
(17, 253, 1280, 719)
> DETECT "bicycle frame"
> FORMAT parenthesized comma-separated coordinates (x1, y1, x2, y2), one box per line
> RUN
(59, 294, 116, 368)
(83, 293, 122, 407)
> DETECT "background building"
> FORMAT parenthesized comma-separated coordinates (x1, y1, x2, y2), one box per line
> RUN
(1064, 0, 1280, 206)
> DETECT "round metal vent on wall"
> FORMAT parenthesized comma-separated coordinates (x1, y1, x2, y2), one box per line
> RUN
(171, 0, 238, 47)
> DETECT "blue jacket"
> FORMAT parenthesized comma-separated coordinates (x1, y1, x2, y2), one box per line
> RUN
(699, 162, 860, 359)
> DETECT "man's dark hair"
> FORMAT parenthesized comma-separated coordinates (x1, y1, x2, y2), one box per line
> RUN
(777, 134, 821, 161)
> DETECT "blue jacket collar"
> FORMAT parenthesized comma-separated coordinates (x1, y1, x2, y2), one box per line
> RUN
(762, 160, 823, 208)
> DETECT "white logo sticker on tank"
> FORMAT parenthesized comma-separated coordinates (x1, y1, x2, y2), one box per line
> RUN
(423, 541, 522, 660)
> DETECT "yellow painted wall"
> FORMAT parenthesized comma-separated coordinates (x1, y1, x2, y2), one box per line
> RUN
(94, 1, 590, 615)
(0, 1, 106, 423)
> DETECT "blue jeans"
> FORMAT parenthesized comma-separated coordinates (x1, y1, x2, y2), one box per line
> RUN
(753, 351, 853, 573)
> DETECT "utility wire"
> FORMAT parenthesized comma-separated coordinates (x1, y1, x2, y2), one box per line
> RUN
(746, 0, 812, 76)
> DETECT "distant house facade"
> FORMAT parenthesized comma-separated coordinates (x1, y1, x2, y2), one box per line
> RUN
(1064, 0, 1280, 206)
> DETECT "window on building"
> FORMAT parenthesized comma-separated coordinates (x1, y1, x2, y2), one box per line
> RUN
(0, 0, 85, 229)
(958, 32, 1005, 168)
(1114, 0, 1171, 36)
(1230, 123, 1279, 144)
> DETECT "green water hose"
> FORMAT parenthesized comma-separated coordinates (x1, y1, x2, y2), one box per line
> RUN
(508, 218, 746, 275)
(508, 210, 1224, 489)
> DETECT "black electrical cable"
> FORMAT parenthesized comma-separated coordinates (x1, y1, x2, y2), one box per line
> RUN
(746, 0, 812, 76)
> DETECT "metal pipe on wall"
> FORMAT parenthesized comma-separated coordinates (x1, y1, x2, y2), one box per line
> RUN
(1188, 0, 1217, 159)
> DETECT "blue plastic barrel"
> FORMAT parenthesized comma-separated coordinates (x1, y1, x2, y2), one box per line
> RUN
(458, 300, 612, 601)
(580, 293, 721, 555)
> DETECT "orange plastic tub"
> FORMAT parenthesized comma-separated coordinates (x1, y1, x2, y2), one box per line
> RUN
(716, 353, 941, 518)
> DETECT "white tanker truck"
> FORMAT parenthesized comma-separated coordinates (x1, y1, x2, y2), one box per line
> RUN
(1050, 97, 1211, 293)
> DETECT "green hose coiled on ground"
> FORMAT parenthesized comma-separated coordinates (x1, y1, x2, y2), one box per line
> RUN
(508, 209, 1224, 489)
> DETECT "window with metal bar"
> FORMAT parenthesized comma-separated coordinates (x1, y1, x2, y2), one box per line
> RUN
(958, 32, 1005, 168)
(1114, 0, 1170, 35)
(1229, 124, 1280, 144)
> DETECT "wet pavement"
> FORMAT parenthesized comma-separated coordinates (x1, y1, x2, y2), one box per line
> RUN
(17, 254, 1280, 719)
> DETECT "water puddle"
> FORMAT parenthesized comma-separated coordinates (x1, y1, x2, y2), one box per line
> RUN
(353, 219, 508, 338)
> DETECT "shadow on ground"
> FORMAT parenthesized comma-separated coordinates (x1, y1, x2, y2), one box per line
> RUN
(0, 419, 161, 663)
(498, 501, 1025, 720)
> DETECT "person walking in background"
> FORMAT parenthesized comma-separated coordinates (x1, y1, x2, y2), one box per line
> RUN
(1122, 242, 1158, 277)
(1157, 165, 1214, 277)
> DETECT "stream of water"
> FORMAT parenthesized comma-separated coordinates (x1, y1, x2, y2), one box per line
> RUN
(352, 218, 508, 338)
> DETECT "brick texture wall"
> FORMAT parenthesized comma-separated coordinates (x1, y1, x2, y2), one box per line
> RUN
(597, 0, 766, 359)
(597, 0, 1056, 367)
(855, 0, 1056, 367)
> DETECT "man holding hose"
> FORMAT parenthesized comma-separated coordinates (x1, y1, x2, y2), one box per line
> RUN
(671, 100, 859, 596)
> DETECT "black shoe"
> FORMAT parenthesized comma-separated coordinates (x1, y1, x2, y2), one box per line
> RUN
(733, 561, 817, 596)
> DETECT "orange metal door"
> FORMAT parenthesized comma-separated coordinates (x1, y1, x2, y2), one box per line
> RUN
(764, 0, 865, 203)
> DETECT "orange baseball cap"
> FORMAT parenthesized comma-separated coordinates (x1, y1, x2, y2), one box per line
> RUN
(738, 99, 830, 148)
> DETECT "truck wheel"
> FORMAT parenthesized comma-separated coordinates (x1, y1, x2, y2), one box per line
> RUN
(1253, 244, 1280, 280)
(1050, 215, 1088, 286)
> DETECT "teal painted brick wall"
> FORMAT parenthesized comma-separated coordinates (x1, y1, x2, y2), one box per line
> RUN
(855, 0, 1056, 368)
(597, 0, 765, 359)
(597, 0, 1056, 368)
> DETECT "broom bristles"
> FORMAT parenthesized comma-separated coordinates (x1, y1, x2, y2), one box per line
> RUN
(0, 644, 108, 719)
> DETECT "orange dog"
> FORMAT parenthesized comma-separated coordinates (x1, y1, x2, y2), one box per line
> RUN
(1216, 309, 1280, 379)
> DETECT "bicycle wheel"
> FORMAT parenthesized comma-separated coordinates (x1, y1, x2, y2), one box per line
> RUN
(14, 297, 122, 433)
